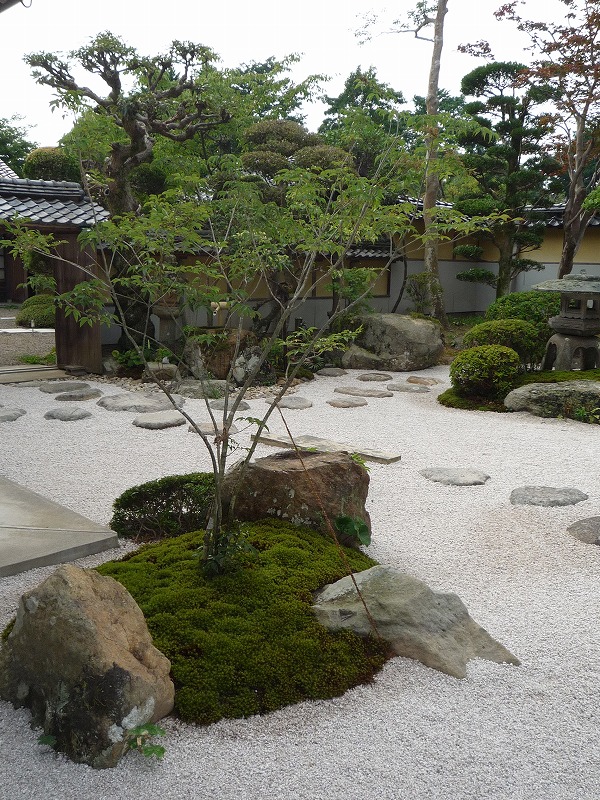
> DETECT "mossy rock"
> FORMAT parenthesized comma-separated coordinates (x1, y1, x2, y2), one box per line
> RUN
(97, 519, 389, 725)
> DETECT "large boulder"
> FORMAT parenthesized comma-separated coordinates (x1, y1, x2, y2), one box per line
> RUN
(342, 314, 443, 371)
(222, 450, 371, 547)
(0, 565, 174, 769)
(504, 380, 600, 417)
(313, 565, 520, 679)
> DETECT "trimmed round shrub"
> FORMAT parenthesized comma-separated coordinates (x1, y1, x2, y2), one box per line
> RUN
(110, 472, 215, 541)
(450, 344, 521, 399)
(463, 318, 543, 366)
(22, 147, 80, 182)
(15, 294, 56, 328)
(485, 290, 560, 326)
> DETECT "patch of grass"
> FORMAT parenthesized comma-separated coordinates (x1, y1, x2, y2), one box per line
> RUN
(19, 348, 57, 366)
(97, 519, 389, 726)
(437, 387, 508, 412)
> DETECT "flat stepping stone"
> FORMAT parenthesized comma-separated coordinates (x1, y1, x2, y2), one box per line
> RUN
(334, 386, 393, 399)
(97, 393, 184, 413)
(0, 408, 26, 422)
(132, 410, 187, 429)
(55, 388, 103, 402)
(387, 382, 430, 393)
(419, 468, 490, 486)
(189, 422, 240, 435)
(267, 396, 313, 409)
(327, 397, 368, 408)
(357, 372, 393, 382)
(210, 398, 250, 412)
(510, 486, 589, 507)
(44, 407, 92, 421)
(39, 381, 90, 394)
(567, 517, 600, 545)
(407, 376, 442, 386)
(253, 432, 401, 464)
(177, 379, 228, 399)
(316, 368, 347, 377)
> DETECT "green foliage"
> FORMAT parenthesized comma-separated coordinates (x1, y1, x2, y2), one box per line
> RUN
(19, 348, 57, 366)
(271, 327, 360, 376)
(463, 318, 543, 366)
(437, 386, 509, 412)
(334, 515, 371, 547)
(406, 272, 443, 315)
(450, 344, 521, 399)
(453, 244, 484, 261)
(15, 295, 56, 328)
(0, 116, 37, 176)
(111, 347, 155, 369)
(456, 267, 497, 287)
(126, 724, 166, 760)
(97, 520, 388, 725)
(110, 473, 215, 541)
(22, 147, 80, 182)
(485, 290, 560, 345)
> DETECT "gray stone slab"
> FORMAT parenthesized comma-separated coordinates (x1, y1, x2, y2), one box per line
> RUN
(316, 367, 347, 377)
(419, 468, 490, 486)
(97, 393, 184, 413)
(267, 395, 313, 409)
(327, 397, 368, 408)
(210, 398, 250, 412)
(0, 407, 26, 422)
(55, 388, 103, 402)
(334, 386, 393, 398)
(510, 486, 589, 507)
(177, 379, 229, 399)
(39, 381, 90, 394)
(44, 407, 93, 421)
(387, 382, 430, 393)
(407, 376, 443, 386)
(189, 422, 240, 435)
(253, 432, 401, 464)
(132, 410, 187, 429)
(357, 372, 393, 382)
(567, 517, 600, 545)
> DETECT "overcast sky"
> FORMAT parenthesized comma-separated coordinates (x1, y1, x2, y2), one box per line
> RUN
(1, 0, 560, 146)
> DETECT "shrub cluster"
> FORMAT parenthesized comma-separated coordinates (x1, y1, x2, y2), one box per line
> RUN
(463, 318, 542, 367)
(97, 519, 388, 725)
(450, 344, 521, 399)
(22, 147, 80, 183)
(15, 294, 56, 329)
(110, 473, 215, 541)
(485, 290, 560, 350)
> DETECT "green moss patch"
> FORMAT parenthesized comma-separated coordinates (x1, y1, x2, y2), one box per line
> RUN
(97, 519, 388, 725)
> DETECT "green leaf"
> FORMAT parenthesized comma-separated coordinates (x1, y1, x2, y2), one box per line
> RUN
(38, 734, 57, 747)
(334, 515, 371, 547)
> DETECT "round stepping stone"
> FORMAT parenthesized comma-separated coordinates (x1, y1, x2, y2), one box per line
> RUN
(334, 386, 393, 398)
(97, 393, 184, 413)
(189, 422, 240, 435)
(387, 382, 430, 393)
(0, 408, 25, 422)
(327, 397, 368, 408)
(510, 486, 589, 507)
(210, 398, 250, 412)
(44, 407, 92, 421)
(55, 388, 103, 402)
(316, 368, 347, 377)
(132, 410, 187, 429)
(357, 372, 393, 382)
(39, 381, 90, 394)
(567, 517, 600, 545)
(407, 376, 442, 386)
(419, 468, 490, 486)
(267, 396, 313, 409)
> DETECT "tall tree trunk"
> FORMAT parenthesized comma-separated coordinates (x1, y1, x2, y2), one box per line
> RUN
(495, 229, 515, 298)
(423, 0, 449, 326)
(559, 117, 595, 278)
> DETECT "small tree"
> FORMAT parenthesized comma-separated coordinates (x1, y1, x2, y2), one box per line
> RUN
(0, 116, 37, 176)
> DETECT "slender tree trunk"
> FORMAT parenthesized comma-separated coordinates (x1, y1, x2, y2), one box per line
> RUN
(559, 117, 595, 278)
(423, 0, 449, 326)
(495, 230, 515, 298)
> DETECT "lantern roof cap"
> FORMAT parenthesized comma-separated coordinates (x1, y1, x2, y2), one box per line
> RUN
(534, 270, 600, 294)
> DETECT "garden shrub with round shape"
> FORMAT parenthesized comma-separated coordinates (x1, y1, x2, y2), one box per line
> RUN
(463, 318, 542, 366)
(484, 289, 560, 347)
(110, 473, 215, 541)
(15, 294, 56, 328)
(450, 344, 521, 399)
(97, 519, 389, 725)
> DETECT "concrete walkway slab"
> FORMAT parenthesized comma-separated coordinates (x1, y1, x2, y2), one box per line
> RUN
(252, 432, 402, 464)
(0, 365, 68, 383)
(0, 476, 118, 577)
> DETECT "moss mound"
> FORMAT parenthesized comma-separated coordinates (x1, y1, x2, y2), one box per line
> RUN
(97, 519, 388, 725)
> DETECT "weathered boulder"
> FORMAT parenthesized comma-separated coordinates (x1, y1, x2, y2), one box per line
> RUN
(232, 344, 277, 387)
(313, 565, 520, 679)
(342, 314, 443, 371)
(177, 379, 229, 399)
(222, 450, 371, 547)
(0, 564, 174, 769)
(504, 380, 600, 417)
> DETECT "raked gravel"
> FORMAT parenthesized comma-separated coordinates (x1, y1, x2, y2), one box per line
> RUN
(1, 365, 600, 799)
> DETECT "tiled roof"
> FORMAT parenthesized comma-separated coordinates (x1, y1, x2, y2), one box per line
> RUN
(0, 160, 18, 179)
(0, 175, 109, 227)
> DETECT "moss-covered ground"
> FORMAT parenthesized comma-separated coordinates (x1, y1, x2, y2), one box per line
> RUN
(97, 519, 389, 726)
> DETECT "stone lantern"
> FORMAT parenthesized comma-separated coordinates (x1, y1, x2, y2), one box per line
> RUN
(534, 270, 600, 370)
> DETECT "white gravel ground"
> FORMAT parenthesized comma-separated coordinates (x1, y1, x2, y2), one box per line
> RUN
(1, 366, 599, 799)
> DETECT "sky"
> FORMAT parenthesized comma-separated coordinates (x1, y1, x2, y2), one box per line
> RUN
(0, 0, 561, 147)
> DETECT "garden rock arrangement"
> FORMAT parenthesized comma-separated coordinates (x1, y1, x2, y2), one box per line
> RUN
(504, 380, 600, 417)
(222, 450, 371, 546)
(419, 468, 491, 486)
(342, 314, 443, 371)
(312, 565, 520, 679)
(510, 486, 589, 507)
(0, 564, 174, 769)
